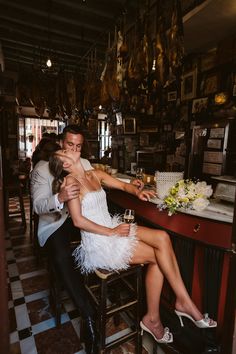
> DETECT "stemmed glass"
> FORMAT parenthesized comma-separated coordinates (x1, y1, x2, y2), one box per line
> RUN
(123, 209, 135, 224)
(136, 167, 145, 181)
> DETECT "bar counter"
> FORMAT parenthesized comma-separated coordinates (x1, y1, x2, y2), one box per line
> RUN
(106, 188, 235, 354)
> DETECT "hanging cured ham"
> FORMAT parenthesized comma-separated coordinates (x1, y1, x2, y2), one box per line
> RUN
(127, 32, 149, 92)
(154, 15, 169, 87)
(168, 0, 184, 73)
(31, 71, 46, 117)
(100, 32, 120, 105)
(116, 30, 124, 88)
(84, 53, 102, 109)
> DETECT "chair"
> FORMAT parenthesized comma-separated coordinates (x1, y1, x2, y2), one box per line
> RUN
(4, 178, 26, 231)
(84, 264, 144, 353)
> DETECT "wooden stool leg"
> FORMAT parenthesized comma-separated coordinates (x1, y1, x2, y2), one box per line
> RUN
(99, 279, 107, 352)
(18, 186, 26, 230)
(29, 198, 33, 241)
(136, 266, 143, 354)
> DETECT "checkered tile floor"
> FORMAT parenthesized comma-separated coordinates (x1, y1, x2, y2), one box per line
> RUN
(7, 195, 149, 354)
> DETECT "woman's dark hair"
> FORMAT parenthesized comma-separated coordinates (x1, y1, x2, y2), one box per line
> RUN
(39, 141, 61, 162)
(32, 139, 61, 168)
(49, 151, 68, 195)
(49, 151, 69, 221)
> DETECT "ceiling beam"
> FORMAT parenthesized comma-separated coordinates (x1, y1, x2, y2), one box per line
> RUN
(1, 3, 109, 33)
(4, 54, 88, 71)
(0, 26, 107, 63)
(1, 38, 105, 58)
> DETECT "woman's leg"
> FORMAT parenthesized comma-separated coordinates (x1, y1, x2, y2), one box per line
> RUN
(135, 226, 206, 321)
(129, 240, 166, 339)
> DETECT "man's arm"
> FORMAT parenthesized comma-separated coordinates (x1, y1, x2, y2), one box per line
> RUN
(31, 161, 80, 215)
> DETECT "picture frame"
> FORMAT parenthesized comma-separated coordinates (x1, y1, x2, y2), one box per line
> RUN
(137, 115, 159, 133)
(192, 97, 208, 114)
(131, 162, 137, 174)
(137, 126, 158, 133)
(202, 73, 218, 95)
(167, 91, 177, 101)
(123, 117, 136, 134)
(200, 50, 216, 72)
(181, 69, 197, 101)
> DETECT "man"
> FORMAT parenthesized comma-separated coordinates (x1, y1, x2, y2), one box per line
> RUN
(31, 125, 98, 354)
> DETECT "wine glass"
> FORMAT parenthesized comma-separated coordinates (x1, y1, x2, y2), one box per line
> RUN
(136, 167, 145, 181)
(123, 209, 135, 224)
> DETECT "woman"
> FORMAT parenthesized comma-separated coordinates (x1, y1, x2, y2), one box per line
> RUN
(49, 149, 217, 344)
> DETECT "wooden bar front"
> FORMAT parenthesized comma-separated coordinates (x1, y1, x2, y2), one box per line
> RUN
(107, 189, 235, 354)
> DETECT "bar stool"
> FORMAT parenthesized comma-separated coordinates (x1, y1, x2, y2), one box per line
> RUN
(4, 179, 26, 231)
(84, 264, 144, 353)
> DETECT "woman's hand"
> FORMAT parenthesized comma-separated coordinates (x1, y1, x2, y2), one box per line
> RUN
(111, 223, 130, 237)
(137, 189, 156, 201)
(131, 179, 144, 190)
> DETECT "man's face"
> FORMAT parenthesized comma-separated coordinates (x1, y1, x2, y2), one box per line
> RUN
(62, 132, 84, 152)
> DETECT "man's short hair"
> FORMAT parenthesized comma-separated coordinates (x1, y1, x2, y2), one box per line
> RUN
(62, 125, 85, 140)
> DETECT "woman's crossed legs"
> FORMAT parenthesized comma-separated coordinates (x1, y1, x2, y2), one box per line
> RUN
(129, 226, 216, 341)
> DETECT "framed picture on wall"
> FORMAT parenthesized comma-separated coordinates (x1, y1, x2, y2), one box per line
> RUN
(202, 73, 218, 95)
(167, 91, 177, 101)
(123, 117, 136, 134)
(181, 69, 197, 101)
(192, 97, 208, 114)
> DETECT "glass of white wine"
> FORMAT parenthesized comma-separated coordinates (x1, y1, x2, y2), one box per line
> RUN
(124, 209, 135, 224)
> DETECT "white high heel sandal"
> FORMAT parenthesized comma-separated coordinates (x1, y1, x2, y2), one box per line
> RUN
(140, 321, 173, 344)
(175, 310, 217, 328)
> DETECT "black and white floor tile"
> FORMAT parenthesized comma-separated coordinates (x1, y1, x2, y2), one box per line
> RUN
(7, 195, 149, 354)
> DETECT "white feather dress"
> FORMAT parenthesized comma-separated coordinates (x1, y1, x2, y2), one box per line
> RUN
(72, 188, 137, 274)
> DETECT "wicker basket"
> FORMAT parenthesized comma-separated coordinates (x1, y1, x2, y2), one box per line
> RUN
(155, 171, 184, 200)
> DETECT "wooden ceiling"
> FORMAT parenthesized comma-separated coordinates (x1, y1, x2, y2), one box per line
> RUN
(2, 0, 234, 76)
(1, 0, 135, 74)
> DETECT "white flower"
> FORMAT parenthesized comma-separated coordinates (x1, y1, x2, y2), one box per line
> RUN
(161, 179, 212, 215)
(195, 181, 213, 198)
(192, 197, 210, 211)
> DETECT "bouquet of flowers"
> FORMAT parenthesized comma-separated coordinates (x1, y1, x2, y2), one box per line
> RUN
(160, 179, 213, 216)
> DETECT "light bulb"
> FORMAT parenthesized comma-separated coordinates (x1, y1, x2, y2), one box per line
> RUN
(99, 105, 102, 110)
(46, 58, 52, 68)
(152, 59, 156, 71)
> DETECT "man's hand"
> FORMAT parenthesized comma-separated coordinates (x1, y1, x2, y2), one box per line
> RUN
(58, 182, 80, 203)
(131, 179, 144, 190)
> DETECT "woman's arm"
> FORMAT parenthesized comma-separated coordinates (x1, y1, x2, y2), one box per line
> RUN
(65, 176, 130, 237)
(95, 170, 155, 201)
